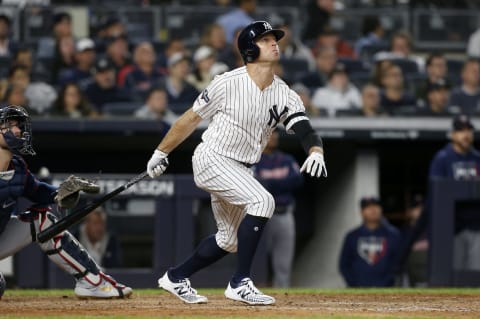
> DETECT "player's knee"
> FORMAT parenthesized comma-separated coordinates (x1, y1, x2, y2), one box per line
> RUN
(215, 233, 237, 253)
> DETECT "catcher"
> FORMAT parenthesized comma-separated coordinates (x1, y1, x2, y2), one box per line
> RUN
(0, 105, 132, 299)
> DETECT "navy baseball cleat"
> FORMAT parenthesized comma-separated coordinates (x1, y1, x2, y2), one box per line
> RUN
(158, 271, 208, 304)
(225, 278, 275, 305)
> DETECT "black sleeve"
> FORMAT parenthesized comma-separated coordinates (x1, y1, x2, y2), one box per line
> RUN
(291, 120, 323, 154)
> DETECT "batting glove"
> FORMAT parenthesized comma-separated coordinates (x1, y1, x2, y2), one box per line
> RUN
(147, 149, 169, 178)
(300, 152, 327, 178)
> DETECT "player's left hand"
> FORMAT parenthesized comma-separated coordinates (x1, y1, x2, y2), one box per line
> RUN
(55, 175, 100, 208)
(300, 152, 327, 178)
(147, 149, 169, 178)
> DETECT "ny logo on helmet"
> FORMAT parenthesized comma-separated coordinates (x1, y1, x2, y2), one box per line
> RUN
(263, 22, 272, 31)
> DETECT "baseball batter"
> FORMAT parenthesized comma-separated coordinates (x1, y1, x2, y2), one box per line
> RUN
(0, 105, 132, 299)
(147, 21, 327, 305)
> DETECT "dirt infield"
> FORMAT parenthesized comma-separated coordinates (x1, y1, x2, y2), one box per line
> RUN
(2, 291, 480, 318)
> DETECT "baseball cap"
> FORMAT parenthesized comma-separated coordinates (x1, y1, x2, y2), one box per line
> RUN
(167, 52, 189, 67)
(76, 38, 95, 52)
(452, 114, 474, 131)
(426, 79, 450, 93)
(360, 196, 381, 209)
(193, 46, 214, 63)
(93, 58, 114, 73)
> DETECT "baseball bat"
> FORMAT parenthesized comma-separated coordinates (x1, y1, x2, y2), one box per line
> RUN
(37, 171, 149, 243)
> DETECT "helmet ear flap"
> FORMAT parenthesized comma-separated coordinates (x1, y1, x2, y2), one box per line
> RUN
(245, 42, 260, 63)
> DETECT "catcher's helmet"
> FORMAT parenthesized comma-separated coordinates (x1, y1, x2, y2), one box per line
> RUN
(237, 21, 284, 63)
(0, 105, 35, 155)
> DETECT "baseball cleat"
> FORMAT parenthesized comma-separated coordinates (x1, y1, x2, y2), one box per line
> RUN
(158, 271, 208, 304)
(74, 278, 133, 299)
(225, 278, 275, 305)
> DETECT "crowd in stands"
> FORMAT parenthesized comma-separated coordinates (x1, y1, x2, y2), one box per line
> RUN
(0, 0, 479, 123)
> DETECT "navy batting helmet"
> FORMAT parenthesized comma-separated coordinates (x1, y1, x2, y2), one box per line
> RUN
(237, 21, 284, 63)
(0, 105, 35, 156)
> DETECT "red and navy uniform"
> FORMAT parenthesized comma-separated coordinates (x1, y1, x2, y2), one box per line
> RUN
(0, 155, 56, 234)
(339, 220, 400, 287)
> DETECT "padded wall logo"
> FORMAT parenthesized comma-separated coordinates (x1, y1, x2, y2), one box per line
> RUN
(357, 236, 387, 265)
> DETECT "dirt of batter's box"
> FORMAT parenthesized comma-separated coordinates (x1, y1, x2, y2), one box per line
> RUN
(1, 292, 480, 318)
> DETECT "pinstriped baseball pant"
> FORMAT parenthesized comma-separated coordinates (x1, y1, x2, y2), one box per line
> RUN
(192, 143, 275, 253)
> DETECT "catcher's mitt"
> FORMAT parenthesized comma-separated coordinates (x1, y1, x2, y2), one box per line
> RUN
(54, 175, 100, 209)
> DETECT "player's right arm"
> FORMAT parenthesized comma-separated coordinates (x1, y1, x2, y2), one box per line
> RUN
(147, 108, 202, 178)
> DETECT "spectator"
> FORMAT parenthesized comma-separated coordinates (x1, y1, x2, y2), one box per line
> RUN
(416, 53, 450, 104)
(402, 195, 428, 287)
(467, 26, 480, 58)
(311, 63, 361, 117)
(360, 83, 385, 117)
(105, 34, 131, 76)
(84, 58, 131, 113)
(313, 27, 356, 59)
(291, 83, 318, 116)
(59, 38, 96, 89)
(200, 23, 228, 57)
(37, 11, 73, 58)
(156, 37, 188, 69)
(164, 52, 199, 114)
(134, 86, 177, 124)
(449, 58, 480, 115)
(51, 35, 76, 85)
(339, 197, 401, 287)
(371, 59, 393, 87)
(302, 0, 335, 42)
(429, 115, 480, 270)
(76, 207, 123, 269)
(300, 46, 337, 90)
(8, 65, 57, 115)
(12, 47, 50, 82)
(374, 31, 425, 72)
(354, 16, 386, 59)
(123, 41, 163, 100)
(276, 21, 316, 72)
(187, 45, 228, 91)
(254, 130, 303, 287)
(0, 14, 17, 57)
(417, 80, 454, 117)
(1, 84, 26, 107)
(93, 16, 127, 53)
(216, 0, 255, 44)
(50, 83, 97, 118)
(379, 64, 417, 115)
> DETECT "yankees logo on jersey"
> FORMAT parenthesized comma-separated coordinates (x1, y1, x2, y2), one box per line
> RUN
(192, 66, 308, 164)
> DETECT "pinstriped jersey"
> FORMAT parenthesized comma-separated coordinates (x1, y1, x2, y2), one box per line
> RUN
(192, 66, 308, 164)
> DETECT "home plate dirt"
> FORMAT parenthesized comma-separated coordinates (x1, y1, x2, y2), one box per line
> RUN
(2, 292, 480, 318)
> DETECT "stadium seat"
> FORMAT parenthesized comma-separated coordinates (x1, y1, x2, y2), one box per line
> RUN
(391, 58, 419, 76)
(338, 58, 369, 76)
(102, 101, 140, 116)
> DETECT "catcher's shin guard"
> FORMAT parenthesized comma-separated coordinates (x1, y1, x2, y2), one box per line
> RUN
(35, 211, 102, 285)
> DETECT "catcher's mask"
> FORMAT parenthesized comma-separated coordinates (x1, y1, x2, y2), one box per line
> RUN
(0, 105, 35, 156)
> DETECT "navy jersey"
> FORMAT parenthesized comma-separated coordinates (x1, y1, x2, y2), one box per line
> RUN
(339, 220, 400, 287)
(429, 143, 480, 180)
(0, 155, 57, 234)
(254, 151, 303, 207)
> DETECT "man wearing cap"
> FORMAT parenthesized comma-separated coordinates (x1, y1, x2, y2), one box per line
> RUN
(431, 115, 480, 270)
(339, 197, 401, 287)
(417, 79, 453, 117)
(59, 38, 96, 89)
(84, 58, 131, 112)
(401, 115, 480, 272)
(0, 14, 17, 57)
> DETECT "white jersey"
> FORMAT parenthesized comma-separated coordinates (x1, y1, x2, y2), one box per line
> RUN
(192, 66, 308, 164)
